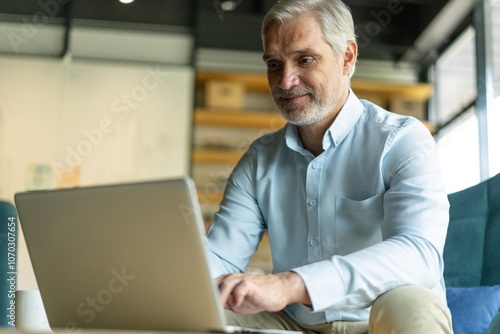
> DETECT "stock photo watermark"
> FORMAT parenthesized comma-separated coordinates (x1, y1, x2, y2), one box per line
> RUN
(4, 216, 17, 327)
(179, 201, 204, 226)
(51, 65, 170, 182)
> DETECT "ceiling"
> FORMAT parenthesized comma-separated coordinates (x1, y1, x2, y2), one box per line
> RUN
(0, 0, 472, 66)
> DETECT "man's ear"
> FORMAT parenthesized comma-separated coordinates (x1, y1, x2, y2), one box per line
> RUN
(343, 41, 358, 76)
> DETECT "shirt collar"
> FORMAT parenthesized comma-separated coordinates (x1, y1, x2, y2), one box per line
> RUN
(284, 89, 364, 155)
(325, 89, 364, 149)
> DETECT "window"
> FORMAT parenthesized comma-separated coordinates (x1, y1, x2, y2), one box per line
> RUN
(488, 0, 500, 176)
(430, 0, 500, 191)
(436, 109, 481, 193)
(430, 28, 476, 126)
(431, 27, 479, 192)
(488, 96, 500, 176)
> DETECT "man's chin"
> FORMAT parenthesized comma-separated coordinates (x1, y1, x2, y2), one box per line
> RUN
(279, 106, 332, 126)
(279, 111, 317, 126)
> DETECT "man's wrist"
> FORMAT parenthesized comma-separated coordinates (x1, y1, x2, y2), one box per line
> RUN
(278, 271, 312, 306)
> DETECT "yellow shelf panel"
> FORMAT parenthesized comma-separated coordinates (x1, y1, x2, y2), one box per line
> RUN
(422, 121, 437, 134)
(192, 149, 244, 164)
(197, 71, 270, 92)
(351, 80, 433, 103)
(194, 108, 286, 129)
(197, 71, 434, 101)
(351, 80, 433, 102)
(195, 108, 435, 133)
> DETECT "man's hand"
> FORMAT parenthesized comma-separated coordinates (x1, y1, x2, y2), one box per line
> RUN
(217, 271, 311, 314)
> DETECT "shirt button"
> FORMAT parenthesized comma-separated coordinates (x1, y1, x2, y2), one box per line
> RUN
(312, 163, 319, 169)
(309, 199, 317, 206)
(310, 239, 318, 246)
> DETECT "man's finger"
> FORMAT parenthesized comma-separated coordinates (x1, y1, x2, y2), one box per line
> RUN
(216, 273, 231, 286)
(230, 280, 249, 309)
(218, 274, 243, 309)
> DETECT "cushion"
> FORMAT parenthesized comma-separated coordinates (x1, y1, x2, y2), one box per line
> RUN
(443, 216, 487, 286)
(447, 286, 500, 334)
(483, 213, 500, 285)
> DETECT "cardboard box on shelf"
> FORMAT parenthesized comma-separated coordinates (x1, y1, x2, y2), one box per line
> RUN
(205, 80, 245, 109)
(390, 96, 427, 120)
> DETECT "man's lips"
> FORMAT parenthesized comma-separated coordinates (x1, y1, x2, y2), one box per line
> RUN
(280, 94, 309, 103)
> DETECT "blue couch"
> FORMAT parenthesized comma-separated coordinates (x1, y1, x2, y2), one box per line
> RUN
(444, 173, 500, 334)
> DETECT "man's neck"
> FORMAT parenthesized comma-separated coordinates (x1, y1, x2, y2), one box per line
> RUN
(297, 118, 333, 156)
(297, 91, 349, 157)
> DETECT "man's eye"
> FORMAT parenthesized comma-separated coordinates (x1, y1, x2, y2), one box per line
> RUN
(267, 62, 281, 70)
(299, 58, 313, 65)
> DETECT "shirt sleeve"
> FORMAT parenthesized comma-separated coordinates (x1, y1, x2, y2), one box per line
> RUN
(293, 120, 450, 312)
(205, 148, 267, 278)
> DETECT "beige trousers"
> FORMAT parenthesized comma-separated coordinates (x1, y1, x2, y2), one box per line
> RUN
(224, 285, 453, 334)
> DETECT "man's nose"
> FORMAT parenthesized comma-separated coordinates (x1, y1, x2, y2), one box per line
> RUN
(278, 66, 299, 90)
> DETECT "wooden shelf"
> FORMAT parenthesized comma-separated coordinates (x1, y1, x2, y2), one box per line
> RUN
(351, 80, 433, 102)
(192, 149, 244, 164)
(194, 108, 286, 129)
(197, 71, 270, 93)
(422, 121, 437, 134)
(197, 71, 434, 101)
(195, 108, 435, 133)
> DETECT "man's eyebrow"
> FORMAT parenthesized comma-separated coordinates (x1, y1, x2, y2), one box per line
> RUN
(262, 48, 321, 61)
(262, 54, 274, 62)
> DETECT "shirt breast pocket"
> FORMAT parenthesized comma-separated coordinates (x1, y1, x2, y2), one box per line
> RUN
(334, 194, 384, 255)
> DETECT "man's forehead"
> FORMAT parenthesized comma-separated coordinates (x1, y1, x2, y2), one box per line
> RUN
(263, 47, 322, 61)
(263, 32, 330, 59)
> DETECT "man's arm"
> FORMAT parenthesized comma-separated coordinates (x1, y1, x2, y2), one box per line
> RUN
(206, 142, 269, 278)
(208, 119, 448, 315)
(293, 120, 450, 312)
(217, 271, 311, 314)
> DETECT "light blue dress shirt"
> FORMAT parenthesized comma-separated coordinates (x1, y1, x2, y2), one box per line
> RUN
(206, 91, 450, 325)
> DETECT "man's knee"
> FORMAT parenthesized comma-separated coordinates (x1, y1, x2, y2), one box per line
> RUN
(369, 285, 452, 334)
(224, 310, 301, 331)
(224, 310, 268, 328)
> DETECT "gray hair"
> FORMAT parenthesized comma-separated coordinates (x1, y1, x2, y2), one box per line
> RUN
(262, 0, 357, 75)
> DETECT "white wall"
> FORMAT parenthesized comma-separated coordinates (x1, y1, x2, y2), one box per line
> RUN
(0, 55, 194, 289)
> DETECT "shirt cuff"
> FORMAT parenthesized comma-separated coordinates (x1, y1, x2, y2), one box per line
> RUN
(292, 259, 346, 312)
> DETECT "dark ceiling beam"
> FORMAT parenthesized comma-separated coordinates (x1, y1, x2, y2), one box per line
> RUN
(197, 12, 263, 51)
(190, 0, 200, 66)
(261, 0, 276, 12)
(0, 0, 457, 65)
(358, 42, 412, 61)
(358, 42, 411, 54)
(61, 0, 73, 58)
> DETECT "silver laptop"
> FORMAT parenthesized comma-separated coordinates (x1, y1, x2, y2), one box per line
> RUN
(15, 177, 230, 332)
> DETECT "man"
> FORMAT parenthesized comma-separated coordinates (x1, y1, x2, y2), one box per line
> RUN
(206, 0, 453, 333)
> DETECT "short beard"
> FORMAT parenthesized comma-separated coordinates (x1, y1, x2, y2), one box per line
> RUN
(272, 87, 334, 126)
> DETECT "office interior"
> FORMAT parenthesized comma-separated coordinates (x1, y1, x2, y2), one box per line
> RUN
(0, 0, 499, 291)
